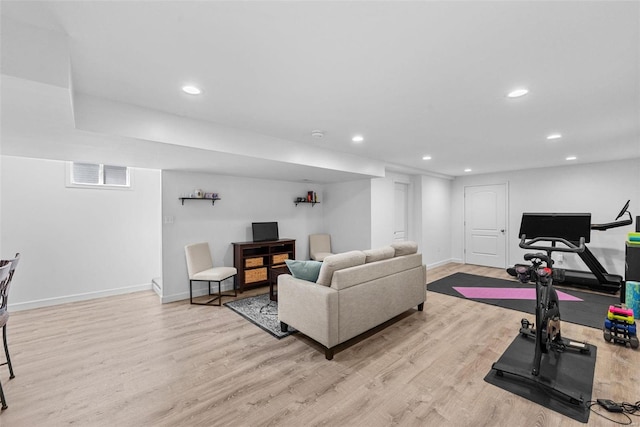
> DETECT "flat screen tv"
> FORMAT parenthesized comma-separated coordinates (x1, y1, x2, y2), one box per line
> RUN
(252, 222, 279, 242)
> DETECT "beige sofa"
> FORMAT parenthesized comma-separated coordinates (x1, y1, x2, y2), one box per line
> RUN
(278, 241, 426, 359)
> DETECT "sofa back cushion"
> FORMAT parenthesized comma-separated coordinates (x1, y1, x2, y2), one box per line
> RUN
(362, 246, 395, 263)
(391, 241, 418, 257)
(316, 250, 366, 287)
(331, 252, 423, 290)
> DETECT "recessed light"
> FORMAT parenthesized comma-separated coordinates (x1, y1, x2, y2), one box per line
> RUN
(547, 133, 562, 140)
(507, 88, 529, 98)
(464, 168, 472, 172)
(352, 135, 364, 143)
(566, 156, 577, 161)
(182, 85, 202, 95)
(422, 156, 432, 160)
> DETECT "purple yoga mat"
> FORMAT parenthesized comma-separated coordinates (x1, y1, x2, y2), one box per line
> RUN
(453, 286, 583, 301)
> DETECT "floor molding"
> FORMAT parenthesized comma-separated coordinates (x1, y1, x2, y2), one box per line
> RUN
(9, 282, 153, 311)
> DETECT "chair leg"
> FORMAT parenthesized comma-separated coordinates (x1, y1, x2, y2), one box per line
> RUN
(0, 377, 6, 410)
(216, 280, 222, 306)
(190, 277, 237, 306)
(3, 326, 13, 379)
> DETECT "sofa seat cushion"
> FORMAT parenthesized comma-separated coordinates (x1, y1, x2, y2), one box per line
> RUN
(285, 259, 323, 282)
(391, 241, 418, 256)
(316, 251, 366, 287)
(362, 246, 395, 263)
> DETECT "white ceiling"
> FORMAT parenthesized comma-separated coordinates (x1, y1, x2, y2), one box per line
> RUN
(1, 1, 639, 181)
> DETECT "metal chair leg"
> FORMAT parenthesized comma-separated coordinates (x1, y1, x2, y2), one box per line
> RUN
(190, 277, 237, 306)
(0, 378, 6, 410)
(3, 326, 13, 379)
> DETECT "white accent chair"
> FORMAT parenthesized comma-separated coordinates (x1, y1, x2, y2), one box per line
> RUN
(309, 234, 334, 261)
(185, 243, 237, 306)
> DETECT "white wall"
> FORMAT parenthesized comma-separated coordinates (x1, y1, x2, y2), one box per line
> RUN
(420, 175, 453, 268)
(323, 179, 372, 253)
(452, 158, 640, 275)
(161, 171, 325, 302)
(0, 156, 162, 310)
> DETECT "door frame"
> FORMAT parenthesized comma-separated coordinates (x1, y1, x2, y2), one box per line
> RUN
(463, 182, 509, 268)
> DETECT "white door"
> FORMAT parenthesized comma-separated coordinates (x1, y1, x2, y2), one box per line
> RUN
(464, 184, 507, 268)
(393, 182, 408, 242)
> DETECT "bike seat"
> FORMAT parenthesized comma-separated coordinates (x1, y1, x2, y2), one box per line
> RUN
(524, 252, 550, 264)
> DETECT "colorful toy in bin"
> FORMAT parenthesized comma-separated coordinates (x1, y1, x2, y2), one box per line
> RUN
(603, 305, 639, 349)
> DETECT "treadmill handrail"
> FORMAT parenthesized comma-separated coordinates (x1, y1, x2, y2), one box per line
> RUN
(591, 211, 633, 231)
(519, 235, 586, 253)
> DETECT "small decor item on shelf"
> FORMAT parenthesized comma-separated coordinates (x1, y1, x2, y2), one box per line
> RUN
(194, 189, 204, 198)
(296, 197, 305, 203)
(204, 192, 214, 199)
(307, 191, 313, 202)
(314, 192, 318, 203)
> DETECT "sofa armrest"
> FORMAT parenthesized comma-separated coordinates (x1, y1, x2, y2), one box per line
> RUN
(277, 274, 339, 348)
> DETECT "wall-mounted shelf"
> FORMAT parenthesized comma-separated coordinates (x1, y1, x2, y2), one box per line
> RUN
(179, 197, 221, 206)
(294, 200, 320, 207)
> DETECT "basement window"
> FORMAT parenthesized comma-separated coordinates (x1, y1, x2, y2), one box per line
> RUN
(67, 162, 131, 189)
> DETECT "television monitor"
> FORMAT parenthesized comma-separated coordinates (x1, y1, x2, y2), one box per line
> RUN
(252, 222, 279, 242)
(519, 213, 591, 243)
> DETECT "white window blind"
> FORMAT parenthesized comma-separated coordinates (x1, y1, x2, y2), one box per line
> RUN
(70, 162, 130, 187)
(104, 165, 128, 185)
(72, 163, 100, 184)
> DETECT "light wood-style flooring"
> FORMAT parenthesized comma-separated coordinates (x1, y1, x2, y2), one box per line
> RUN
(1, 263, 638, 426)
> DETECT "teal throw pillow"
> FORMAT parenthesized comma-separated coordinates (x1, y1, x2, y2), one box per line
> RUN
(285, 259, 322, 282)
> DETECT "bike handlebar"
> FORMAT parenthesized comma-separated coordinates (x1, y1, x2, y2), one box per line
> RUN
(519, 235, 586, 253)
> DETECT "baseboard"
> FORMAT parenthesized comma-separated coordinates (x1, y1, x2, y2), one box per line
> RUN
(152, 277, 162, 296)
(9, 283, 153, 312)
(427, 258, 461, 269)
(161, 279, 236, 304)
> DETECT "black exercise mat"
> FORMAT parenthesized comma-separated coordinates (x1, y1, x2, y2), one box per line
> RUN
(485, 333, 597, 423)
(428, 273, 617, 329)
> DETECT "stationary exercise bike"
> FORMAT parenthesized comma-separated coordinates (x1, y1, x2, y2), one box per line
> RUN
(514, 236, 591, 378)
(490, 214, 595, 407)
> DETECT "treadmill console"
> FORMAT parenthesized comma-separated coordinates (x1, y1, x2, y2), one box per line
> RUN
(519, 213, 591, 243)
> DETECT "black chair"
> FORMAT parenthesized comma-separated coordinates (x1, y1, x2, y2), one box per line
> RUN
(0, 253, 20, 410)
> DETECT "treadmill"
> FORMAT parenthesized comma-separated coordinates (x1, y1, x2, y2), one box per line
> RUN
(508, 201, 633, 294)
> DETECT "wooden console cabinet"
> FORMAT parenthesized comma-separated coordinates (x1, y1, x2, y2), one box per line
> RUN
(232, 239, 296, 293)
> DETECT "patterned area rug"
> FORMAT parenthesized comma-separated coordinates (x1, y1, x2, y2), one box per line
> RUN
(224, 293, 297, 339)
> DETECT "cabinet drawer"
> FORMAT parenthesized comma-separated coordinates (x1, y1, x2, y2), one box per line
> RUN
(245, 267, 267, 283)
(272, 253, 289, 265)
(245, 257, 264, 268)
